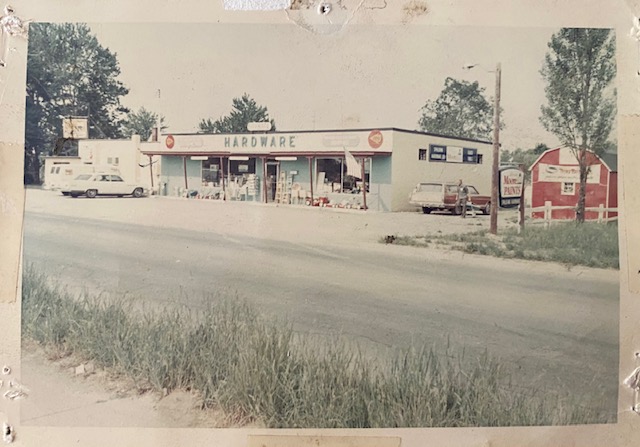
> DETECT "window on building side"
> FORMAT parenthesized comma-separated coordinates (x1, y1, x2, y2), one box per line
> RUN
(428, 145, 447, 162)
(463, 148, 478, 163)
(418, 149, 427, 160)
(562, 182, 575, 195)
(428, 145, 480, 163)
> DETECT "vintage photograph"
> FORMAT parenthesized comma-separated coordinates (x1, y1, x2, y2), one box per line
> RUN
(20, 23, 619, 428)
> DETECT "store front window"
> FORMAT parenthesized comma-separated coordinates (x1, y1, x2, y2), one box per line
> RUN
(314, 157, 370, 194)
(316, 158, 343, 193)
(227, 157, 259, 201)
(228, 158, 256, 176)
(202, 158, 221, 186)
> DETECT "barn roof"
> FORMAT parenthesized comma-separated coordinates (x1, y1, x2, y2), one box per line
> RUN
(600, 152, 617, 172)
(529, 146, 618, 172)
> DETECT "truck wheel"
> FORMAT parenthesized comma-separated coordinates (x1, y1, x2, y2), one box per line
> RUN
(86, 189, 97, 198)
(422, 207, 432, 214)
(483, 203, 491, 215)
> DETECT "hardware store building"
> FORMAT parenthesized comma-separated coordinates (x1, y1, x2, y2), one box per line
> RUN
(141, 128, 494, 212)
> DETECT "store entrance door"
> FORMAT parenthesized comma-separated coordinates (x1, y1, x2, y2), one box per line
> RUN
(265, 161, 279, 202)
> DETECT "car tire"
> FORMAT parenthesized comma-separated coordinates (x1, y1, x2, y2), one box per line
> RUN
(422, 207, 432, 214)
(133, 188, 143, 198)
(483, 203, 491, 215)
(86, 189, 97, 199)
(452, 204, 461, 215)
(70, 193, 78, 198)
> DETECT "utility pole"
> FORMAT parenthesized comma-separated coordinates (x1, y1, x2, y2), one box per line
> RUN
(490, 63, 502, 235)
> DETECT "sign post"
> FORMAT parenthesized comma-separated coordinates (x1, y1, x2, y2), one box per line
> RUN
(518, 164, 526, 233)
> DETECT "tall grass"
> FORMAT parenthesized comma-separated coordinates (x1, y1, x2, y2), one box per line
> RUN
(22, 267, 613, 427)
(385, 222, 619, 269)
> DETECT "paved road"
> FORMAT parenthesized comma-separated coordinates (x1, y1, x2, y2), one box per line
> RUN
(22, 202, 620, 417)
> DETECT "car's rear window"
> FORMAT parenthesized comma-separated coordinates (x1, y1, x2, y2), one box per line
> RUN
(417, 183, 442, 192)
(74, 174, 91, 180)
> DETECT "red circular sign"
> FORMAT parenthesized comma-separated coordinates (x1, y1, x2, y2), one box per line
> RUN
(165, 135, 175, 149)
(368, 130, 383, 149)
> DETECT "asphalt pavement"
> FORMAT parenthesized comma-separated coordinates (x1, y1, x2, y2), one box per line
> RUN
(21, 189, 620, 424)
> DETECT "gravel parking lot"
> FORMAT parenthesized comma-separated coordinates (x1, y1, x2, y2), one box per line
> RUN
(26, 188, 522, 247)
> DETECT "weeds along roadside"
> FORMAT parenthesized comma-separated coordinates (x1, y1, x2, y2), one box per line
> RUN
(21, 267, 612, 428)
(383, 221, 619, 270)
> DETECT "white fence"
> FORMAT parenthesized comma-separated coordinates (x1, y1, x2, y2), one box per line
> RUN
(529, 201, 618, 224)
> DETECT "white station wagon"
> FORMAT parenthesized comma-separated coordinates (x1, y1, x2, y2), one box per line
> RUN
(65, 173, 147, 198)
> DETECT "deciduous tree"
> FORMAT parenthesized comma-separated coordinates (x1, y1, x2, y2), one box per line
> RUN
(501, 143, 550, 182)
(418, 77, 502, 141)
(122, 107, 167, 141)
(540, 28, 616, 222)
(25, 23, 129, 181)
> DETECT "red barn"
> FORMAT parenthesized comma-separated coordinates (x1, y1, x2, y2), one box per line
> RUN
(530, 147, 617, 221)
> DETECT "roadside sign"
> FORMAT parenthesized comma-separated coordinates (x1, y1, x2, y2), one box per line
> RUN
(165, 135, 175, 149)
(247, 122, 272, 132)
(62, 117, 88, 139)
(499, 167, 524, 208)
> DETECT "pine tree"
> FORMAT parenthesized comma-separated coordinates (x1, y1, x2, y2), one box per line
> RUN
(199, 94, 276, 133)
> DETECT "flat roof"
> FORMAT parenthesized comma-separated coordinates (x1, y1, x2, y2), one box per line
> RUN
(164, 127, 493, 146)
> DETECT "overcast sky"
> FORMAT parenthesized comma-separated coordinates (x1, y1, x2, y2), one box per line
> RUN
(89, 23, 562, 151)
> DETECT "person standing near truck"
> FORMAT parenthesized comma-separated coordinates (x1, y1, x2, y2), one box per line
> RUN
(457, 179, 469, 218)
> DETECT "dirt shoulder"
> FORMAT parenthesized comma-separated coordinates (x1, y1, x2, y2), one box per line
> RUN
(21, 341, 246, 428)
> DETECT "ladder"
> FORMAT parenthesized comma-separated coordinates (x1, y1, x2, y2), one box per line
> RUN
(283, 173, 293, 204)
(275, 171, 287, 204)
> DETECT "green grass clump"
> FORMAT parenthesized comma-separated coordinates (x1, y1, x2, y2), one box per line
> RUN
(21, 267, 614, 427)
(386, 222, 618, 269)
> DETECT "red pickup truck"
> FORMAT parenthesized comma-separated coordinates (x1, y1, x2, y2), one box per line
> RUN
(409, 181, 491, 215)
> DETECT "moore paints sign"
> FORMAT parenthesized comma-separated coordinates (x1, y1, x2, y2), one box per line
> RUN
(499, 167, 524, 208)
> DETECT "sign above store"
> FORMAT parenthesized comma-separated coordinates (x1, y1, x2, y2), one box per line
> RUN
(150, 130, 392, 156)
(224, 135, 296, 149)
(368, 130, 383, 149)
(247, 121, 272, 132)
(322, 133, 360, 147)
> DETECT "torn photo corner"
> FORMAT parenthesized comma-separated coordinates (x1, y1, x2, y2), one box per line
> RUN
(624, 366, 640, 390)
